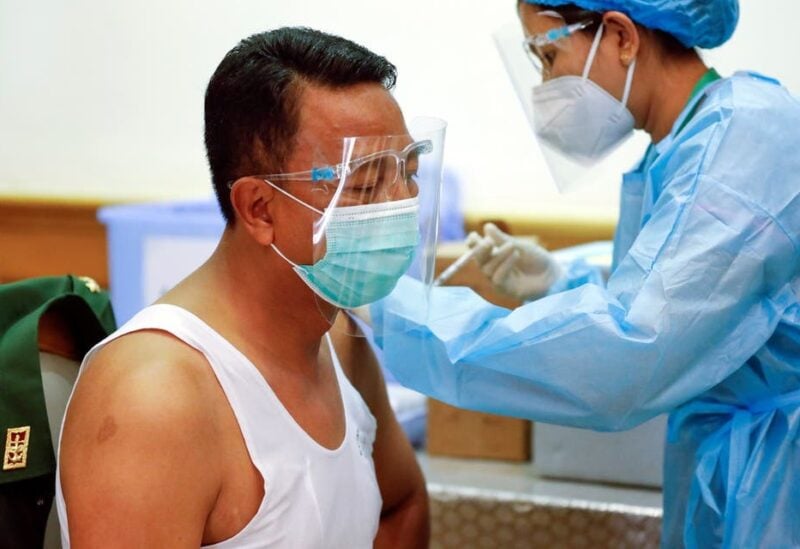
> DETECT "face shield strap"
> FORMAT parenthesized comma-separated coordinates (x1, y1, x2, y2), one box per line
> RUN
(538, 10, 565, 21)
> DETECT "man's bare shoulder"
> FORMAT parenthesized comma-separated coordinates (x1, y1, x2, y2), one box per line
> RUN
(60, 330, 222, 546)
(68, 330, 217, 425)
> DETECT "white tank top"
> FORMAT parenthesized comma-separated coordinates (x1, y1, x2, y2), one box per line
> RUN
(55, 304, 383, 548)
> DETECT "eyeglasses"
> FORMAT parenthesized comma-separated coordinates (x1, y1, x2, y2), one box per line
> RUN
(228, 139, 433, 202)
(522, 19, 595, 76)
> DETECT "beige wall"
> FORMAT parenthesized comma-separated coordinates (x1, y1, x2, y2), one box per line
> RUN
(1, 0, 798, 223)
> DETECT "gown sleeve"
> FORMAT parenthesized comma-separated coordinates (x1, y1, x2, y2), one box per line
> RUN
(372, 88, 800, 431)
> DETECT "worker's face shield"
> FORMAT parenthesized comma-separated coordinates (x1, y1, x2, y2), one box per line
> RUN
(258, 117, 447, 336)
(495, 10, 637, 192)
(495, 8, 595, 109)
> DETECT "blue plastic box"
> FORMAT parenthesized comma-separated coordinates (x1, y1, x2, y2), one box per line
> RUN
(98, 200, 225, 324)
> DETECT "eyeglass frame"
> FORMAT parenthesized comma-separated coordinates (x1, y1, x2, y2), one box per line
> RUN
(522, 19, 596, 75)
(226, 139, 434, 189)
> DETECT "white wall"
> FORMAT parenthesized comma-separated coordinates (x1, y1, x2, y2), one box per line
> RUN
(1, 0, 798, 222)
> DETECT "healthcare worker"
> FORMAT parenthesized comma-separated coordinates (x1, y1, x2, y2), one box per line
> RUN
(370, 0, 800, 547)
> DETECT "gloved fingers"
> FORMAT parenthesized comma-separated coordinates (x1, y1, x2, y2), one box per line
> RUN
(525, 240, 551, 262)
(470, 236, 496, 267)
(481, 240, 516, 276)
(491, 248, 520, 287)
(514, 243, 550, 271)
(483, 222, 512, 246)
(465, 231, 482, 249)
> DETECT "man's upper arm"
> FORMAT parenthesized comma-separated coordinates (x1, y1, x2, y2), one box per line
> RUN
(329, 317, 426, 514)
(59, 332, 220, 548)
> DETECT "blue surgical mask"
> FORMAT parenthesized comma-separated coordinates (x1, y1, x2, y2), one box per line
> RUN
(270, 193, 420, 309)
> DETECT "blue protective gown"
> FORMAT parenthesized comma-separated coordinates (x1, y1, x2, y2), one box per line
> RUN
(372, 72, 800, 548)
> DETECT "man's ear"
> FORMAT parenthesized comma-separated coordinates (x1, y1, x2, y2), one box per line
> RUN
(229, 177, 275, 247)
(603, 11, 640, 67)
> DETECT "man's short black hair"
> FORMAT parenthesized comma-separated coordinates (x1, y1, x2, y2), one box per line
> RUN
(204, 27, 397, 223)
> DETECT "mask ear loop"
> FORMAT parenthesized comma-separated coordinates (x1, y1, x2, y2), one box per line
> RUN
(261, 178, 323, 268)
(581, 22, 637, 110)
(270, 241, 300, 268)
(620, 58, 637, 109)
(263, 178, 324, 215)
(581, 23, 605, 80)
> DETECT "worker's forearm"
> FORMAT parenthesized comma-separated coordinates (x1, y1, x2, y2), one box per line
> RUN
(374, 484, 430, 549)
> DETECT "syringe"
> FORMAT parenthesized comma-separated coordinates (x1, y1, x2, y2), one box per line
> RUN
(433, 246, 481, 286)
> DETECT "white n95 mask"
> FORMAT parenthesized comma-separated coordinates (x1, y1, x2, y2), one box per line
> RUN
(532, 23, 636, 170)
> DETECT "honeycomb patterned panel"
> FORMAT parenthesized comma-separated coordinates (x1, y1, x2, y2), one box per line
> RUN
(429, 485, 661, 548)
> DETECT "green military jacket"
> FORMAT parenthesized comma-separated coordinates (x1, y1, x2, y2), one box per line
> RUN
(0, 275, 116, 484)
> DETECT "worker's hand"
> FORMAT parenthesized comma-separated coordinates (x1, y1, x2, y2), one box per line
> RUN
(466, 223, 562, 301)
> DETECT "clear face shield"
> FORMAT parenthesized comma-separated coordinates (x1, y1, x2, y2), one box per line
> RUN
(494, 11, 639, 192)
(261, 116, 447, 336)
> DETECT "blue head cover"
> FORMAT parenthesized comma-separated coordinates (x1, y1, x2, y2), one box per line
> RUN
(525, 0, 739, 48)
